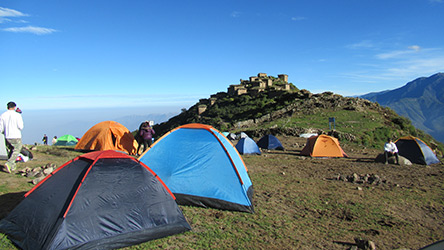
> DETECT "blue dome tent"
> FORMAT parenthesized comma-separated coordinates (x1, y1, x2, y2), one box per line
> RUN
(236, 137, 261, 155)
(257, 134, 284, 150)
(139, 123, 254, 213)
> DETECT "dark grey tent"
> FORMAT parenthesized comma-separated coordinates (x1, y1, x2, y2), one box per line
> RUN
(420, 240, 444, 250)
(0, 150, 191, 250)
(395, 136, 440, 165)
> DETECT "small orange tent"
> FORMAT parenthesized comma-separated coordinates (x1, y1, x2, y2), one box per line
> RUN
(301, 134, 348, 158)
(75, 121, 138, 155)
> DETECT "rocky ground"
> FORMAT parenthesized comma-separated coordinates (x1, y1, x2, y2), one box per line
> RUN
(243, 136, 444, 249)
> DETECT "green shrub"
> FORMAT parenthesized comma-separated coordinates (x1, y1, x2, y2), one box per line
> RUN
(391, 116, 411, 130)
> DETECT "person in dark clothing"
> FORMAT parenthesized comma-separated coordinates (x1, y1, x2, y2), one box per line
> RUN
(42, 134, 48, 145)
(136, 121, 155, 155)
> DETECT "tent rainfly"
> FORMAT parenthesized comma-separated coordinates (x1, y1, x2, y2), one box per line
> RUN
(301, 134, 348, 158)
(139, 123, 254, 213)
(236, 137, 261, 155)
(257, 134, 284, 150)
(53, 134, 78, 146)
(75, 121, 138, 155)
(0, 150, 191, 250)
(395, 136, 440, 165)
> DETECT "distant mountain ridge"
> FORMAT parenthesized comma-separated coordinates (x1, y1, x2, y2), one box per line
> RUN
(360, 73, 444, 143)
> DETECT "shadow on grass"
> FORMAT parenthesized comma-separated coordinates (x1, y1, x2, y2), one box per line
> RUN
(260, 149, 302, 156)
(0, 191, 26, 220)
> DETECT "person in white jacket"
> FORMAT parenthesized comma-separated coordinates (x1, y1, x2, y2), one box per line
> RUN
(0, 102, 24, 173)
(384, 138, 399, 165)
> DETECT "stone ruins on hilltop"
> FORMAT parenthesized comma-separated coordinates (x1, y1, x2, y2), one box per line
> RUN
(197, 73, 293, 114)
(227, 73, 291, 96)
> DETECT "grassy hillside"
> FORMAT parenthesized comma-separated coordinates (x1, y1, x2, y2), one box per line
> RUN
(154, 89, 443, 154)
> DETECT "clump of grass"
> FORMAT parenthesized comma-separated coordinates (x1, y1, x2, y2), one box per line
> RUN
(0, 234, 15, 249)
(35, 146, 74, 157)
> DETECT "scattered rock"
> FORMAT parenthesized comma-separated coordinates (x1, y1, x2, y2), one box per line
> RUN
(34, 172, 44, 178)
(32, 167, 42, 173)
(351, 173, 360, 183)
(32, 176, 45, 185)
(19, 163, 58, 185)
(335, 173, 385, 185)
(26, 171, 38, 178)
(43, 167, 54, 175)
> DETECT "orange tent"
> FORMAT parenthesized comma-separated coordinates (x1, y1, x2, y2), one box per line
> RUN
(75, 121, 138, 155)
(301, 134, 348, 158)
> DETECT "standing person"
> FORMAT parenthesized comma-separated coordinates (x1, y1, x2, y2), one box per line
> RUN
(42, 134, 48, 145)
(136, 121, 155, 155)
(0, 102, 24, 173)
(384, 138, 399, 165)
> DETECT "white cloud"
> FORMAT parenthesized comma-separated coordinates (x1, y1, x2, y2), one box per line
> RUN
(408, 45, 421, 51)
(231, 11, 241, 18)
(384, 56, 444, 78)
(0, 17, 11, 23)
(3, 25, 57, 35)
(1, 7, 55, 35)
(346, 40, 375, 49)
(0, 17, 28, 24)
(376, 46, 422, 59)
(0, 7, 27, 17)
(291, 16, 306, 21)
(341, 45, 444, 92)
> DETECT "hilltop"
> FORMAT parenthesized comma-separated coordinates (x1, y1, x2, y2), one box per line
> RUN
(360, 72, 444, 144)
(154, 73, 443, 154)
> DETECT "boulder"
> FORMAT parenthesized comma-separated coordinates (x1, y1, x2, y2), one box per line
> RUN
(375, 154, 412, 165)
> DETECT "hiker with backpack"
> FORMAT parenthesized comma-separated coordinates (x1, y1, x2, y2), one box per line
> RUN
(136, 121, 155, 155)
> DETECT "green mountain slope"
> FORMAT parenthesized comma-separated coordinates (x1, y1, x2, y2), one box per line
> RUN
(360, 73, 444, 143)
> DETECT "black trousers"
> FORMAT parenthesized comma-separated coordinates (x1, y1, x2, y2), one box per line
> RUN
(384, 151, 399, 164)
(137, 139, 152, 155)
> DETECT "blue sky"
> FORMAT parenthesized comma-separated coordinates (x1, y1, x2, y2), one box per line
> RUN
(1, 0, 444, 112)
